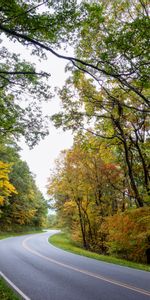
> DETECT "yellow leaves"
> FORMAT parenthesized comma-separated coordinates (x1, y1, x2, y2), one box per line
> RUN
(28, 189, 35, 201)
(11, 204, 36, 225)
(0, 196, 4, 206)
(63, 201, 76, 212)
(0, 161, 17, 205)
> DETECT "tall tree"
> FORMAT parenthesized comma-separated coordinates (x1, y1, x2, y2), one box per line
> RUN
(51, 0, 150, 206)
(0, 0, 149, 205)
(47, 132, 123, 251)
(0, 1, 149, 148)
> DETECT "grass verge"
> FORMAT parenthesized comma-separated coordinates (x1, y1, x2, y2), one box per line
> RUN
(0, 277, 19, 300)
(0, 229, 44, 240)
(49, 232, 150, 272)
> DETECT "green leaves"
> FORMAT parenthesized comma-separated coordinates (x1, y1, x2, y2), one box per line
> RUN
(49, 0, 150, 206)
(0, 140, 48, 229)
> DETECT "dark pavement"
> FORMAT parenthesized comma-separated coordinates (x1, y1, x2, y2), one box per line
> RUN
(0, 230, 150, 300)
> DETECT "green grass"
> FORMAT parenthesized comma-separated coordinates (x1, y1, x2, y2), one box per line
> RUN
(0, 277, 19, 300)
(49, 232, 150, 272)
(0, 229, 44, 240)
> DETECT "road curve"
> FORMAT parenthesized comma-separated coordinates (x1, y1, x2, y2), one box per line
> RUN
(0, 230, 150, 300)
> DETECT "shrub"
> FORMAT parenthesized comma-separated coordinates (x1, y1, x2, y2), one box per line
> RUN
(107, 208, 150, 263)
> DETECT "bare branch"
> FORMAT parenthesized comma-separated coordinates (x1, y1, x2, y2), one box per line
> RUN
(81, 126, 117, 140)
(0, 71, 49, 76)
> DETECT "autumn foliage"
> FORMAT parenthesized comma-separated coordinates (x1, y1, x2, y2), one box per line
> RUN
(0, 0, 149, 263)
(0, 143, 48, 231)
(47, 132, 150, 264)
(106, 208, 150, 263)
(0, 161, 17, 206)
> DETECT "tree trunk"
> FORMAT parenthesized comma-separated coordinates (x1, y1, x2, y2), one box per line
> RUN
(113, 117, 144, 207)
(76, 199, 87, 249)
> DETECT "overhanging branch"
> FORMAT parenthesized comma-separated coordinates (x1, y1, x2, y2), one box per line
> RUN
(0, 23, 149, 106)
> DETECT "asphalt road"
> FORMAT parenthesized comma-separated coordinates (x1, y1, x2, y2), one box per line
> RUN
(0, 230, 150, 300)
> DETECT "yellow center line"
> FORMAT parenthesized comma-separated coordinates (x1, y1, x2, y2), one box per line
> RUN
(22, 235, 150, 297)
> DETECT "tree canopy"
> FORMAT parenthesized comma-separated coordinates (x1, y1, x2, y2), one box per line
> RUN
(0, 1, 149, 147)
(51, 0, 150, 207)
(47, 132, 150, 262)
(0, 0, 149, 260)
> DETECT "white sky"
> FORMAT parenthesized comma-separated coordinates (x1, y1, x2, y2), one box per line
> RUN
(20, 128, 73, 199)
(20, 54, 74, 199)
(20, 55, 73, 198)
(3, 36, 74, 199)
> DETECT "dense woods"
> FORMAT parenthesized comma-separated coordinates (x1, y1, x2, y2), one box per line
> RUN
(0, 0, 149, 262)
(0, 140, 48, 231)
(47, 133, 150, 263)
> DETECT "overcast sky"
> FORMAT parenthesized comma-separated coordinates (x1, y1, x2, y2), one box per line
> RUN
(20, 54, 74, 199)
(20, 126, 73, 199)
(3, 36, 74, 199)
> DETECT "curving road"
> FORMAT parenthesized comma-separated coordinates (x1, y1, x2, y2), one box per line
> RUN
(0, 230, 150, 300)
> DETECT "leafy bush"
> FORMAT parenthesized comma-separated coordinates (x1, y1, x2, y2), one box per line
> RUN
(107, 208, 150, 263)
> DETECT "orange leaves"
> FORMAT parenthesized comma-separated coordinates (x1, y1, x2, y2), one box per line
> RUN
(107, 207, 150, 263)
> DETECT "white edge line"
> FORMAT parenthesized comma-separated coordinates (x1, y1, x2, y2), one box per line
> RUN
(0, 271, 31, 300)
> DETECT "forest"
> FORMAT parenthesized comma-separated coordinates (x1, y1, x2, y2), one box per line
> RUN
(0, 0, 149, 263)
(0, 140, 48, 230)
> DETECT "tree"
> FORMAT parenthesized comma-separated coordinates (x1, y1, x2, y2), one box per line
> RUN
(0, 1, 54, 146)
(47, 132, 150, 261)
(0, 0, 149, 227)
(47, 132, 123, 251)
(0, 1, 149, 151)
(0, 140, 48, 229)
(0, 160, 17, 206)
(52, 74, 149, 207)
(51, 0, 150, 207)
(1, 0, 148, 106)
